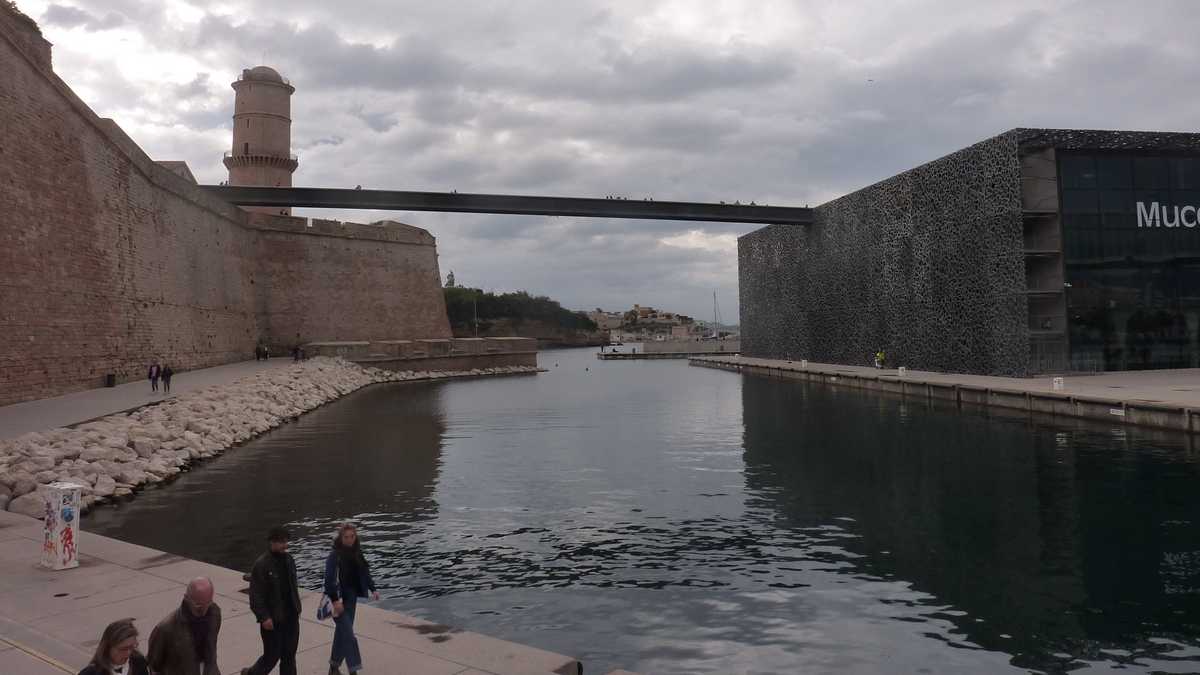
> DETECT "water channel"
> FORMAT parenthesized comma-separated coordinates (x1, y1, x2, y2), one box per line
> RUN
(86, 347, 1200, 674)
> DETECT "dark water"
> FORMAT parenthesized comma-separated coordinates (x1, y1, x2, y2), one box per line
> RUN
(87, 348, 1200, 674)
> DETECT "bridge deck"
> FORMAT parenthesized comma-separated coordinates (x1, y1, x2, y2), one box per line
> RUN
(201, 186, 812, 225)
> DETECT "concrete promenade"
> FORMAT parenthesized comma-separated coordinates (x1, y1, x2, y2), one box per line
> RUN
(692, 355, 1200, 435)
(0, 510, 589, 675)
(0, 360, 293, 442)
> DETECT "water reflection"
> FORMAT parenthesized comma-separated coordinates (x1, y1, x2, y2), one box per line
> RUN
(86, 349, 1200, 674)
(741, 375, 1200, 672)
(87, 382, 448, 579)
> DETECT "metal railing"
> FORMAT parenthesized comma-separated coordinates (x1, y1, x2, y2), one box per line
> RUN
(223, 150, 298, 161)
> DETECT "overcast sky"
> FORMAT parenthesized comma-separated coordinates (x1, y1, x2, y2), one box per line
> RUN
(17, 0, 1200, 320)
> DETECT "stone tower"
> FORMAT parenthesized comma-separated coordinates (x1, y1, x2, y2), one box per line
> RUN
(224, 66, 298, 215)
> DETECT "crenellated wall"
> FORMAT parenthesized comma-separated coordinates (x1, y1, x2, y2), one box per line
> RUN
(246, 214, 451, 350)
(0, 5, 450, 406)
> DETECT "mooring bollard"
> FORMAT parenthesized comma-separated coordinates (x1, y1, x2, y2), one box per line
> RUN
(40, 482, 83, 570)
(898, 366, 907, 377)
(800, 359, 808, 369)
(1052, 377, 1065, 391)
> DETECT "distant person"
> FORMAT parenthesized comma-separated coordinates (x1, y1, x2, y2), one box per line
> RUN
(874, 350, 885, 369)
(147, 577, 221, 675)
(292, 346, 301, 362)
(161, 365, 174, 394)
(79, 618, 149, 675)
(254, 346, 262, 361)
(325, 523, 379, 675)
(148, 363, 161, 393)
(242, 527, 301, 675)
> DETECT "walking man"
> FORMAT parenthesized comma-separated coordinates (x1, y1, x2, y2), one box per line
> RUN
(243, 527, 301, 675)
(162, 364, 175, 394)
(148, 362, 161, 393)
(147, 577, 222, 675)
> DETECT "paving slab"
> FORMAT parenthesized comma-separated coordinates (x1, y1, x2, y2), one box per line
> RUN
(0, 643, 69, 675)
(0, 511, 587, 675)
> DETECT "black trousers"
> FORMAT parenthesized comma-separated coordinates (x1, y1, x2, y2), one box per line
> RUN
(250, 614, 299, 675)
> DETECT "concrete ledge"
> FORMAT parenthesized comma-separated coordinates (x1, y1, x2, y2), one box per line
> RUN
(304, 337, 539, 366)
(691, 356, 1200, 436)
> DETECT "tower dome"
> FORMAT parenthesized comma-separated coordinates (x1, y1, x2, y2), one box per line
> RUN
(243, 65, 284, 83)
(223, 65, 298, 215)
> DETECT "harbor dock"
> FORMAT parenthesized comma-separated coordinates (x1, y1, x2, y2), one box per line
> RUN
(0, 510, 598, 675)
(692, 355, 1200, 436)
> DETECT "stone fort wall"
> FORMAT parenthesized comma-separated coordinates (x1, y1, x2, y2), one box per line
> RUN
(740, 131, 1030, 376)
(0, 7, 449, 407)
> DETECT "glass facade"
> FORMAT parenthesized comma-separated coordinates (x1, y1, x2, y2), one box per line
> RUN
(1060, 153, 1200, 371)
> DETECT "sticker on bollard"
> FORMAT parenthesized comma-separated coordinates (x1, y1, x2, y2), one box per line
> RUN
(41, 482, 84, 570)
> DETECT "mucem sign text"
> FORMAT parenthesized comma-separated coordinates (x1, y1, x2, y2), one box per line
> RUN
(1137, 201, 1200, 228)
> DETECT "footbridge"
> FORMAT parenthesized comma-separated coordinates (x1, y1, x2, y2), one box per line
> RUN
(200, 185, 813, 226)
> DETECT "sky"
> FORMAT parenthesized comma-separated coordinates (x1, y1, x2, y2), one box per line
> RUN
(15, 0, 1200, 321)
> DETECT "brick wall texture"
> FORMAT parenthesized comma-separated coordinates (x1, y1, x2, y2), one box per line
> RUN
(0, 8, 450, 406)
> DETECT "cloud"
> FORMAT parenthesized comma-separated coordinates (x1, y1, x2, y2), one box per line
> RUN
(42, 3, 125, 31)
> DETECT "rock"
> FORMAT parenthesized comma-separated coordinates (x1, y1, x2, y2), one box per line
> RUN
(8, 492, 44, 518)
(131, 438, 158, 458)
(92, 475, 117, 498)
(0, 494, 8, 511)
(80, 446, 117, 462)
(0, 483, 10, 500)
(12, 477, 38, 498)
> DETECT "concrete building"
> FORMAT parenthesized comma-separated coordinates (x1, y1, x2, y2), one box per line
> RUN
(223, 66, 298, 215)
(740, 128, 1200, 376)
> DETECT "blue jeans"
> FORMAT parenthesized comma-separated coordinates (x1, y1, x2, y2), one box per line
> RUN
(331, 593, 361, 672)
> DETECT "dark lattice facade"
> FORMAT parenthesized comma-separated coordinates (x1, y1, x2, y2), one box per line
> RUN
(740, 128, 1200, 376)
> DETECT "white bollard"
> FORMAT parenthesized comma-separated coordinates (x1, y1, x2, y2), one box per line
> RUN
(1052, 377, 1065, 391)
(897, 366, 907, 377)
(800, 360, 808, 369)
(40, 482, 84, 570)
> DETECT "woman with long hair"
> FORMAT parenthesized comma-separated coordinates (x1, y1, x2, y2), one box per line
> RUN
(325, 522, 379, 675)
(79, 618, 149, 675)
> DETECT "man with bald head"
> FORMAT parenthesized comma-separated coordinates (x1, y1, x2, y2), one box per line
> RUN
(147, 577, 223, 675)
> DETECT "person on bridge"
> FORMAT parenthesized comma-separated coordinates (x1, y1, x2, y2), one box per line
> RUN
(79, 618, 149, 675)
(242, 527, 302, 675)
(147, 577, 222, 675)
(325, 522, 379, 675)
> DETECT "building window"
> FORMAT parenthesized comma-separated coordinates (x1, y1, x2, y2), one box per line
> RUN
(1060, 151, 1200, 371)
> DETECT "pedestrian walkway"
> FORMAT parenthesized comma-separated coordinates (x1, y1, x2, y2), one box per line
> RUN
(0, 359, 292, 441)
(0, 510, 588, 675)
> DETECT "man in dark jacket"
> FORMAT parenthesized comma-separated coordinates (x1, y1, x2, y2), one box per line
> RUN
(243, 527, 301, 675)
(147, 577, 222, 675)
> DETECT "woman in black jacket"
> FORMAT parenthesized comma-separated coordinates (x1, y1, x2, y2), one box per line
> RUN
(325, 523, 379, 675)
(79, 618, 149, 675)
